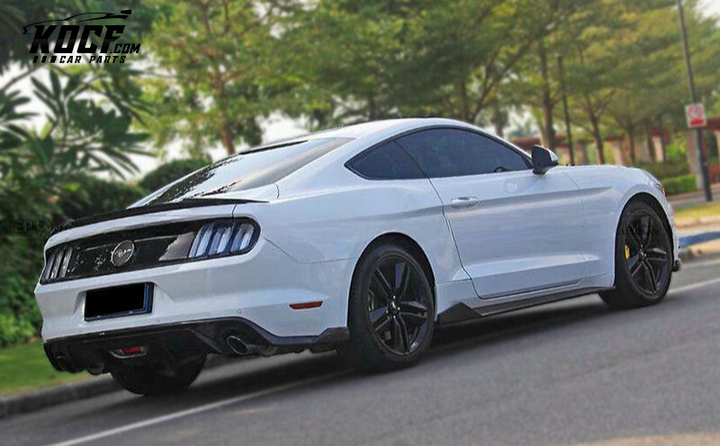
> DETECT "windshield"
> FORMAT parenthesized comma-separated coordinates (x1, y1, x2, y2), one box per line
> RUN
(134, 138, 352, 207)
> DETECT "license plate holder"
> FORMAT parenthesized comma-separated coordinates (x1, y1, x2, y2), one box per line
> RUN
(84, 283, 153, 321)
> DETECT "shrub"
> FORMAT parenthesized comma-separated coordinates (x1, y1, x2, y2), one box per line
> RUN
(0, 235, 45, 347)
(139, 158, 209, 193)
(664, 142, 685, 160)
(0, 175, 145, 347)
(662, 174, 697, 196)
(56, 174, 146, 221)
(0, 312, 37, 348)
(637, 155, 690, 181)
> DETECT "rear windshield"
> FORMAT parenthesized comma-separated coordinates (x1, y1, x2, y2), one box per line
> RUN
(135, 138, 352, 206)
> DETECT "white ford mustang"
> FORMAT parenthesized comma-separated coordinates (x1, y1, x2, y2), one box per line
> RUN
(36, 118, 679, 395)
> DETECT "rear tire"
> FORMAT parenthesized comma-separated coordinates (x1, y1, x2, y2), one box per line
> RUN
(111, 359, 205, 396)
(600, 201, 672, 309)
(341, 242, 435, 372)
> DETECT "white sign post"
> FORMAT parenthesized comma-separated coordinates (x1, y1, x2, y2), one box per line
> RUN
(685, 103, 707, 128)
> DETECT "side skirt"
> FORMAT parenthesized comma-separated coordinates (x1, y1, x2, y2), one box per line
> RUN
(437, 287, 609, 325)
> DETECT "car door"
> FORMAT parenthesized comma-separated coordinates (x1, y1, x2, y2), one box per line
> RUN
(396, 128, 588, 299)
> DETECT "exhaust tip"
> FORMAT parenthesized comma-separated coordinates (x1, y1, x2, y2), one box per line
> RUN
(55, 354, 71, 371)
(226, 335, 250, 355)
(226, 335, 276, 357)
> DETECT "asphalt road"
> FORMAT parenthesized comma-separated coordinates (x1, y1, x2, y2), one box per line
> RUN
(5, 255, 720, 446)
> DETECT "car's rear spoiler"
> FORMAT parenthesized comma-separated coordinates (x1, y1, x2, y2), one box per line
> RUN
(51, 198, 266, 235)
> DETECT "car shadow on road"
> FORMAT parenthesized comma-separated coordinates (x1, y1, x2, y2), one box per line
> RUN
(78, 287, 712, 426)
(78, 296, 622, 420)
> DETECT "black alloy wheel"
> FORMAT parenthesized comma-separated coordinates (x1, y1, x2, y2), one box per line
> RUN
(343, 242, 435, 371)
(624, 212, 671, 295)
(600, 201, 673, 309)
(367, 256, 432, 356)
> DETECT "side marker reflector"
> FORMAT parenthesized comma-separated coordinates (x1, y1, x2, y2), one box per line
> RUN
(290, 301, 323, 310)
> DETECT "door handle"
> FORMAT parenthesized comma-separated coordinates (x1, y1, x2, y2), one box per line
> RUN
(450, 196, 479, 209)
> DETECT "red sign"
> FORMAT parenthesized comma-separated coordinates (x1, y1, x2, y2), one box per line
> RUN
(686, 103, 707, 128)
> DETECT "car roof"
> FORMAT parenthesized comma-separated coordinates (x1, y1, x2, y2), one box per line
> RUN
(304, 118, 474, 140)
(255, 118, 478, 151)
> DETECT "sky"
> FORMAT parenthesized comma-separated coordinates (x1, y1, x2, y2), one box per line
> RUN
(704, 0, 720, 15)
(3, 0, 720, 179)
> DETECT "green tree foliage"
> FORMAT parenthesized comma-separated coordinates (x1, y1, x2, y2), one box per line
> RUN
(139, 158, 210, 193)
(287, 0, 587, 128)
(505, 0, 605, 146)
(142, 0, 300, 157)
(0, 1, 156, 346)
(561, 0, 720, 164)
(554, 0, 675, 163)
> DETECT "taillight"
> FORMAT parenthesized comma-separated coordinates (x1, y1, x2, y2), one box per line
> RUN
(42, 246, 73, 282)
(39, 218, 260, 284)
(188, 219, 258, 258)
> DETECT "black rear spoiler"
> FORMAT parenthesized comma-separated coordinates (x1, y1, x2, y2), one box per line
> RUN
(51, 198, 265, 235)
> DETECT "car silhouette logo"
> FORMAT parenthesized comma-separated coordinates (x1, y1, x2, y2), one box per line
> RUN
(111, 241, 135, 267)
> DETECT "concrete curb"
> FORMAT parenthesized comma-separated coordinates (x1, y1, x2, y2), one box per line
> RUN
(0, 375, 118, 420)
(676, 215, 720, 229)
(0, 354, 235, 420)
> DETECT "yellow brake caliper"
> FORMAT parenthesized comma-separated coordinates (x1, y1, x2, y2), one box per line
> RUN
(625, 244, 631, 260)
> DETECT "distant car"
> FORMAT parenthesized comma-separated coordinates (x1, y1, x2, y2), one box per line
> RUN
(36, 119, 679, 395)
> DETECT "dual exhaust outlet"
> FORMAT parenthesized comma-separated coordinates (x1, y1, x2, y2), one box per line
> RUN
(226, 335, 275, 357)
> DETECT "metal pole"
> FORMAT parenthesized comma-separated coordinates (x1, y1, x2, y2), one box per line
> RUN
(557, 54, 576, 165)
(676, 0, 712, 201)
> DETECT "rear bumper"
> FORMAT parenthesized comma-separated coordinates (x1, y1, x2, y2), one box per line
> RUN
(36, 238, 355, 341)
(44, 317, 349, 373)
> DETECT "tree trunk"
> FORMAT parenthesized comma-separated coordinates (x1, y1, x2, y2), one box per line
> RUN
(538, 39, 556, 147)
(657, 115, 667, 162)
(220, 125, 236, 156)
(646, 125, 656, 162)
(588, 109, 605, 164)
(368, 93, 378, 120)
(213, 71, 235, 156)
(626, 127, 636, 164)
(580, 143, 589, 165)
(491, 102, 504, 138)
(592, 133, 605, 165)
(458, 78, 471, 123)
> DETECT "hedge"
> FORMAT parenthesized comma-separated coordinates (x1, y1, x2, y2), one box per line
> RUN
(636, 155, 691, 181)
(662, 174, 697, 196)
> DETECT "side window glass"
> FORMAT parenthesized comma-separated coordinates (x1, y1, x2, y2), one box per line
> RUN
(348, 141, 425, 180)
(396, 129, 530, 178)
(481, 137, 531, 173)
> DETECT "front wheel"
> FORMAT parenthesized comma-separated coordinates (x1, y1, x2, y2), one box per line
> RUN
(341, 242, 435, 372)
(600, 201, 672, 309)
(111, 359, 205, 396)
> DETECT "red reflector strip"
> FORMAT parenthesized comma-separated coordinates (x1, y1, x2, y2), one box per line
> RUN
(121, 346, 144, 356)
(289, 301, 323, 310)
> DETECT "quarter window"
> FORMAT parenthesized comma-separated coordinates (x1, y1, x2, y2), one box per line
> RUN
(347, 141, 425, 180)
(396, 129, 530, 178)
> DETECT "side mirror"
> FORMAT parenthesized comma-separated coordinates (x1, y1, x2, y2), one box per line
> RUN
(532, 145, 559, 175)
